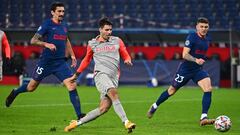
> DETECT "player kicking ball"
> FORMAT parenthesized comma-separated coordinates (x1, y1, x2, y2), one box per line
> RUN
(147, 17, 215, 126)
(64, 17, 136, 133)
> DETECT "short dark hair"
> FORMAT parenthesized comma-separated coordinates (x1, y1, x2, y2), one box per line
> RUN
(99, 17, 112, 28)
(51, 2, 65, 12)
(197, 17, 209, 24)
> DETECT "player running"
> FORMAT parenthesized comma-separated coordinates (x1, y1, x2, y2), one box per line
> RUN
(64, 17, 136, 133)
(147, 17, 215, 126)
(5, 2, 85, 120)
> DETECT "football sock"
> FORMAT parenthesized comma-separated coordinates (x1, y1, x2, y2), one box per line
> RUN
(155, 90, 170, 106)
(80, 108, 101, 124)
(13, 83, 28, 96)
(112, 99, 128, 123)
(69, 89, 82, 119)
(202, 92, 212, 114)
(201, 113, 208, 120)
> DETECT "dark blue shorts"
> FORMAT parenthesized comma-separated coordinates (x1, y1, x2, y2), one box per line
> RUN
(31, 60, 73, 82)
(171, 68, 209, 90)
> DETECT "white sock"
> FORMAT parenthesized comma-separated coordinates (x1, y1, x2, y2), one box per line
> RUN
(200, 113, 208, 120)
(152, 103, 158, 109)
(77, 120, 82, 126)
(124, 120, 129, 125)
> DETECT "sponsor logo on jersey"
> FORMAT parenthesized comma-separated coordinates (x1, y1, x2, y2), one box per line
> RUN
(53, 34, 67, 40)
(195, 50, 206, 55)
(96, 46, 116, 52)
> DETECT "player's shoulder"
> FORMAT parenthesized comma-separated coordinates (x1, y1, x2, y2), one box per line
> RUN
(110, 36, 119, 40)
(88, 38, 98, 47)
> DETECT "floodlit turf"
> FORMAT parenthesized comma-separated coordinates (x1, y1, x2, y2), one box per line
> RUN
(0, 85, 239, 135)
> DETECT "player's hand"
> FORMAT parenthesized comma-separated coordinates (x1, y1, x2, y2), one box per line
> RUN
(124, 60, 133, 66)
(44, 43, 56, 51)
(195, 58, 205, 65)
(67, 73, 79, 83)
(71, 56, 77, 68)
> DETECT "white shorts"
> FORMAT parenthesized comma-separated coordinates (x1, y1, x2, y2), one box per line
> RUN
(94, 71, 118, 99)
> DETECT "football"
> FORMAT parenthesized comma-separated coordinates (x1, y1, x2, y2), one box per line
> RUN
(214, 115, 232, 132)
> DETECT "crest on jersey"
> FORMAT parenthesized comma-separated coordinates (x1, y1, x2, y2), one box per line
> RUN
(37, 26, 42, 31)
(185, 40, 190, 46)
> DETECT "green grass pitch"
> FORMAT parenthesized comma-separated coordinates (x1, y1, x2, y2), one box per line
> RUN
(0, 85, 239, 135)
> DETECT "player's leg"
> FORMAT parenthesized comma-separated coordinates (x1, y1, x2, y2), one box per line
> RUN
(64, 96, 112, 132)
(63, 79, 85, 119)
(95, 72, 135, 133)
(5, 79, 39, 107)
(57, 62, 84, 119)
(81, 97, 112, 124)
(107, 88, 136, 133)
(147, 71, 190, 118)
(194, 70, 215, 126)
(147, 85, 177, 118)
(6, 63, 48, 107)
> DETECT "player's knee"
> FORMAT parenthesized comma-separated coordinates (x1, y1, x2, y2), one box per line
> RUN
(66, 83, 77, 91)
(27, 85, 37, 92)
(204, 86, 213, 92)
(108, 88, 119, 100)
(168, 87, 177, 95)
(99, 105, 111, 114)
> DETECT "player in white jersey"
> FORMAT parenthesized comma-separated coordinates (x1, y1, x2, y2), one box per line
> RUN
(64, 17, 136, 133)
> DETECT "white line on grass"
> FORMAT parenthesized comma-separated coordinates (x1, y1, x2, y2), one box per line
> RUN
(2, 98, 201, 108)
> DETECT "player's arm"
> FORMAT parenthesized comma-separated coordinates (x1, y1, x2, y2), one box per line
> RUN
(30, 33, 56, 51)
(68, 46, 93, 82)
(182, 47, 205, 65)
(66, 37, 77, 67)
(119, 38, 132, 66)
(2, 33, 11, 59)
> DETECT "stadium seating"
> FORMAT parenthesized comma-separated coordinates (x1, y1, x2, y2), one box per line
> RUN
(0, 0, 239, 30)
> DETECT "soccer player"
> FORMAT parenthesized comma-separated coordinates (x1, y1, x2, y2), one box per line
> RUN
(5, 2, 85, 120)
(147, 17, 215, 126)
(64, 17, 136, 133)
(0, 30, 11, 81)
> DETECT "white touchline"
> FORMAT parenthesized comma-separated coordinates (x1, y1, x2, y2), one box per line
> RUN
(4, 99, 201, 108)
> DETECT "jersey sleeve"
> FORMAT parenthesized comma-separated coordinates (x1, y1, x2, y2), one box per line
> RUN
(76, 46, 93, 73)
(184, 33, 194, 49)
(36, 21, 48, 36)
(2, 33, 11, 58)
(119, 38, 131, 61)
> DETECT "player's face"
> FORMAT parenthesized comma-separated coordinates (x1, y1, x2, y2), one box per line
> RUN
(99, 25, 112, 40)
(196, 23, 209, 37)
(51, 6, 65, 22)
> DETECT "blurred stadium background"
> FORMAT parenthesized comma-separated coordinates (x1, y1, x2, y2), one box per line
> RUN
(0, 0, 240, 88)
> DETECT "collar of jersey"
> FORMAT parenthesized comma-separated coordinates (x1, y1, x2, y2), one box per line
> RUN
(95, 35, 111, 43)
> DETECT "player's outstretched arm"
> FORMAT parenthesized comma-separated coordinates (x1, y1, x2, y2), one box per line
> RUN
(30, 33, 56, 51)
(67, 46, 93, 83)
(75, 46, 93, 73)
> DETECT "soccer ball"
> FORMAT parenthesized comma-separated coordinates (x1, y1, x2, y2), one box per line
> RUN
(214, 115, 232, 132)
